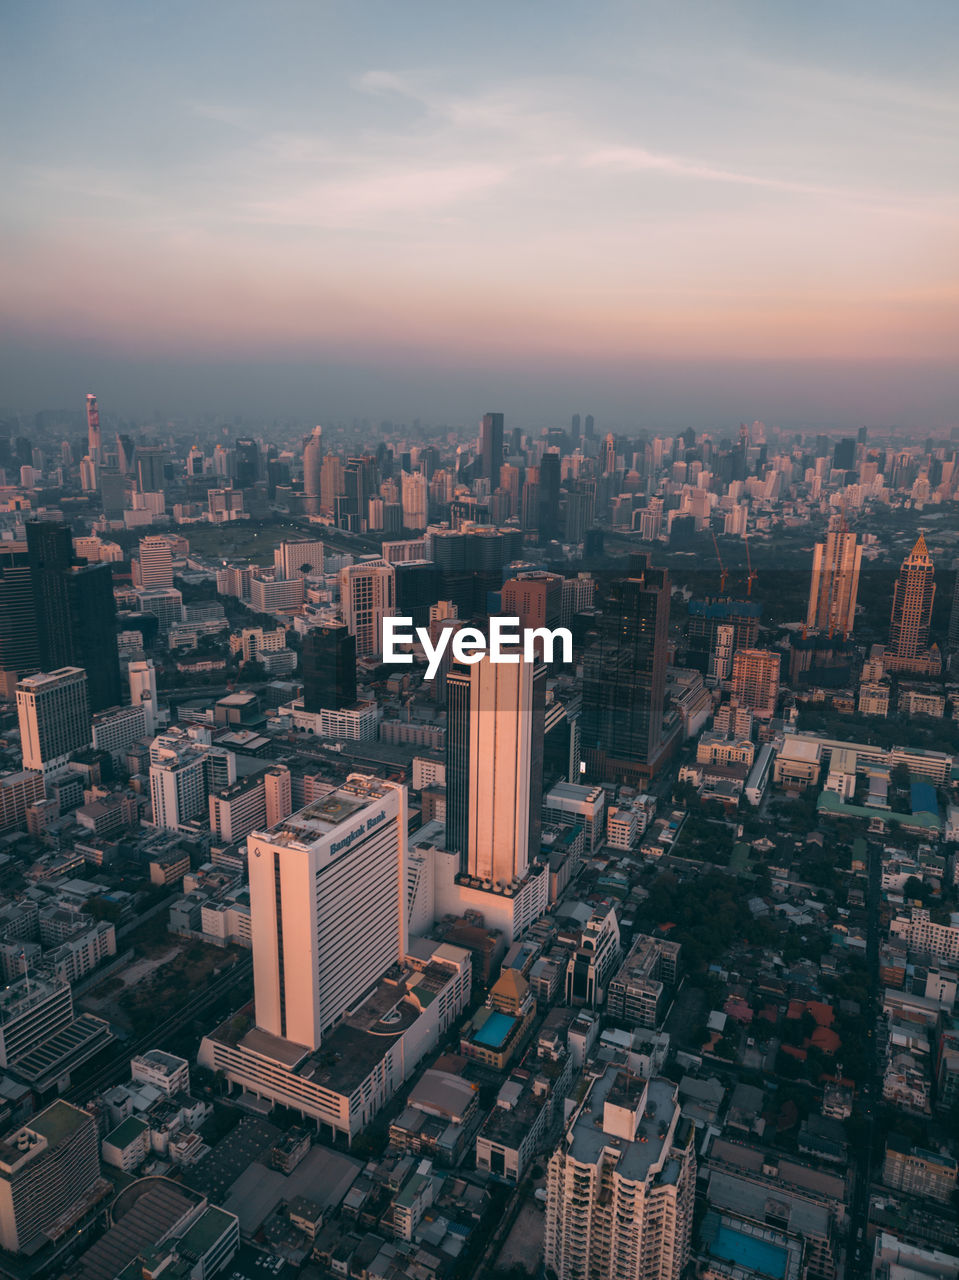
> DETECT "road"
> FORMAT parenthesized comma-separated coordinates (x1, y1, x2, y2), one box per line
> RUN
(846, 839, 881, 1278)
(65, 954, 253, 1103)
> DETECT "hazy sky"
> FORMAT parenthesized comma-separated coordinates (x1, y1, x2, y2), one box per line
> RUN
(2, 1, 957, 429)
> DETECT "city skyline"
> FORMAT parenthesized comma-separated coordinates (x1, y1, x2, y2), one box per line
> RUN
(2, 1, 958, 426)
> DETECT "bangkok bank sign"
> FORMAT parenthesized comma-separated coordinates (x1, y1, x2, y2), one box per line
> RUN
(382, 616, 572, 681)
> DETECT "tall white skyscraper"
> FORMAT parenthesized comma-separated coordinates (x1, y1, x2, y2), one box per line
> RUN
(248, 774, 407, 1049)
(16, 668, 91, 774)
(545, 1067, 695, 1280)
(128, 659, 159, 736)
(806, 527, 862, 638)
(708, 622, 735, 681)
(446, 653, 545, 887)
(338, 560, 395, 657)
(302, 425, 323, 515)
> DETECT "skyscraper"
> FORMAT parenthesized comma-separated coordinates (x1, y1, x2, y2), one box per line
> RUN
(887, 533, 937, 672)
(948, 567, 959, 651)
(25, 523, 122, 712)
(137, 536, 175, 589)
(0, 548, 40, 697)
(0, 1100, 104, 1255)
(128, 659, 159, 736)
(338, 559, 395, 657)
(17, 668, 91, 774)
(538, 450, 562, 543)
(248, 774, 407, 1048)
(301, 624, 357, 712)
(302, 425, 323, 515)
(806, 527, 862, 638)
(135, 445, 168, 493)
(581, 556, 671, 782)
(446, 651, 545, 887)
(233, 439, 260, 489)
(85, 393, 101, 464)
(479, 412, 504, 482)
(730, 648, 781, 719)
(545, 1067, 695, 1280)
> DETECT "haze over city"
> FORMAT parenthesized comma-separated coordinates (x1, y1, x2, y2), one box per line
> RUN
(2, 0, 958, 428)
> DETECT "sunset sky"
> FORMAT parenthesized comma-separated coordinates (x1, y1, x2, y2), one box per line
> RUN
(2, 0, 957, 428)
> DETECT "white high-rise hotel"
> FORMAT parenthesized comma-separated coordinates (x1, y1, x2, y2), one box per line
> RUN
(200, 774, 471, 1140)
(249, 775, 407, 1049)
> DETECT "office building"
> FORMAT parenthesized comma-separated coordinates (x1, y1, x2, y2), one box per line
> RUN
(0, 770, 45, 834)
(806, 527, 862, 638)
(233, 438, 260, 489)
(446, 651, 545, 887)
(887, 533, 938, 672)
(274, 538, 324, 579)
(91, 702, 148, 763)
(135, 445, 168, 493)
(339, 559, 395, 656)
(0, 976, 74, 1068)
(545, 1067, 695, 1280)
(0, 547, 41, 697)
(949, 568, 959, 651)
(301, 623, 357, 712)
(730, 648, 781, 720)
(136, 587, 184, 637)
(209, 774, 268, 844)
(149, 729, 235, 832)
(249, 573, 304, 613)
(478, 412, 504, 482)
(581, 556, 673, 782)
(26, 522, 122, 712)
(302, 425, 324, 514)
(0, 1100, 105, 1255)
(401, 471, 428, 530)
(606, 934, 682, 1028)
(128, 658, 159, 735)
(264, 764, 293, 828)
(883, 1135, 956, 1203)
(501, 572, 563, 632)
(17, 668, 91, 774)
(85, 393, 101, 463)
(247, 774, 407, 1048)
(137, 536, 175, 589)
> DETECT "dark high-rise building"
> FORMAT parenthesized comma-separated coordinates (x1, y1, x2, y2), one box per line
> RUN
(394, 560, 442, 629)
(479, 412, 505, 482)
(0, 548, 41, 697)
(584, 414, 595, 440)
(571, 413, 581, 444)
(538, 451, 562, 544)
(25, 522, 122, 712)
(581, 555, 672, 782)
(136, 445, 168, 493)
(301, 624, 356, 713)
(833, 437, 856, 471)
(234, 439, 260, 489)
(949, 568, 959, 652)
(431, 527, 523, 618)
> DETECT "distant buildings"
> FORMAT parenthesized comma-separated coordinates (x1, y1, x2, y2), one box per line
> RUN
(886, 533, 940, 674)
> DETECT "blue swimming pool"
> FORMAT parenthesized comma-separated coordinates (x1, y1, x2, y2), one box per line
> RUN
(710, 1224, 787, 1279)
(472, 1011, 517, 1048)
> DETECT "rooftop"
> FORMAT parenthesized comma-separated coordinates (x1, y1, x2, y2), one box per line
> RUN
(567, 1070, 680, 1183)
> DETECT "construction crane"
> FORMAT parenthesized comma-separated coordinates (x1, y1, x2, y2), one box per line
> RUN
(743, 528, 758, 597)
(711, 531, 728, 594)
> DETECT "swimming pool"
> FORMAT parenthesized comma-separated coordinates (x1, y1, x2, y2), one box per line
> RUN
(472, 1011, 517, 1048)
(709, 1224, 787, 1279)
